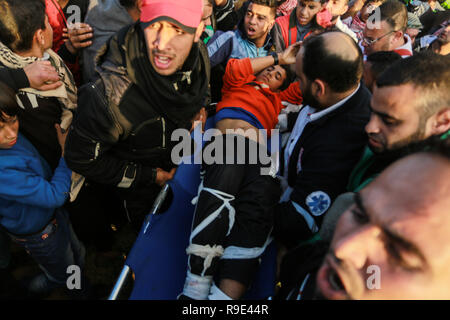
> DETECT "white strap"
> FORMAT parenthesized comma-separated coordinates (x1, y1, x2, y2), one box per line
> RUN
(186, 244, 224, 277)
(190, 183, 236, 241)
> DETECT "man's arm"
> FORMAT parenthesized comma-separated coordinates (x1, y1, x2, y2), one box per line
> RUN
(0, 61, 62, 92)
(64, 82, 157, 189)
(249, 41, 301, 74)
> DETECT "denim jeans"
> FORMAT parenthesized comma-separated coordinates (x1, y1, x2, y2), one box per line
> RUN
(8, 208, 85, 285)
(0, 228, 10, 269)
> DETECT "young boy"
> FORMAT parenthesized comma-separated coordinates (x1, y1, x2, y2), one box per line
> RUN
(181, 43, 302, 300)
(0, 83, 85, 296)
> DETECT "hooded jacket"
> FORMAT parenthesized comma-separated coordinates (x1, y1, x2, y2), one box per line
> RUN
(65, 23, 210, 197)
(0, 134, 71, 235)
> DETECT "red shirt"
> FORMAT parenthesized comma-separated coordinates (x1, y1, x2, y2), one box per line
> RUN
(217, 58, 302, 132)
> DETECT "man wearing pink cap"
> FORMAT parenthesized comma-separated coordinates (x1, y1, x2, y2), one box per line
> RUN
(65, 0, 210, 230)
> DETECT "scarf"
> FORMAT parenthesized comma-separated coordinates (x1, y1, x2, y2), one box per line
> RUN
(125, 25, 209, 129)
(0, 41, 77, 131)
(277, 0, 298, 17)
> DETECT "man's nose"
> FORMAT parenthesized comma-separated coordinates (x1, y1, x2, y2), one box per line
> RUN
(153, 26, 172, 51)
(365, 114, 380, 135)
(334, 224, 380, 269)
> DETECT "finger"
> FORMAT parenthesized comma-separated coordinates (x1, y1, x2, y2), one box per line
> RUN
(36, 60, 52, 66)
(39, 81, 63, 91)
(44, 72, 61, 83)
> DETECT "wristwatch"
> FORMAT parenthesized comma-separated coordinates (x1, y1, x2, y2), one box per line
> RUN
(270, 51, 279, 65)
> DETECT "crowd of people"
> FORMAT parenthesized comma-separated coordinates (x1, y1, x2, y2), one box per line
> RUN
(0, 0, 449, 300)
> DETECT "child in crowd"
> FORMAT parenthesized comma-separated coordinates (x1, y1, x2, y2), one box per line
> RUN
(0, 82, 85, 296)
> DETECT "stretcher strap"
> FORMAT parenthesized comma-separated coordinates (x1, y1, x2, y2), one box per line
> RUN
(186, 244, 224, 277)
(190, 183, 236, 240)
(221, 236, 273, 260)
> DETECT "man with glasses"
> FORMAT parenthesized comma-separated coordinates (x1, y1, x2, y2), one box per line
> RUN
(361, 0, 413, 57)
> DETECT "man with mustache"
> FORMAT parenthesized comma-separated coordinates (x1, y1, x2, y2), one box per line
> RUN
(348, 51, 450, 192)
(207, 0, 278, 68)
(65, 0, 210, 231)
(277, 144, 450, 299)
(361, 0, 413, 58)
(273, 31, 371, 249)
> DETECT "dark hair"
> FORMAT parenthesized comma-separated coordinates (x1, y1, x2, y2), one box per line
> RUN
(0, 0, 46, 52)
(250, 0, 278, 18)
(279, 64, 295, 91)
(377, 51, 450, 119)
(366, 51, 402, 81)
(119, 0, 139, 9)
(371, 0, 407, 32)
(0, 81, 19, 122)
(302, 31, 363, 93)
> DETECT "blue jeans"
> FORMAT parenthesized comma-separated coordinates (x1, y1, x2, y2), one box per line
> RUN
(0, 228, 10, 269)
(8, 208, 85, 285)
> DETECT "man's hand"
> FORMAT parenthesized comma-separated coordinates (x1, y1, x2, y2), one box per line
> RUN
(55, 123, 69, 157)
(155, 168, 176, 186)
(215, 0, 228, 7)
(24, 61, 62, 91)
(279, 42, 302, 65)
(64, 23, 93, 54)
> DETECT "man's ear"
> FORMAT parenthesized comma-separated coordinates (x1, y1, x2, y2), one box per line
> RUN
(312, 79, 326, 98)
(194, 21, 205, 43)
(35, 29, 45, 47)
(429, 108, 450, 136)
(268, 18, 276, 31)
(393, 30, 404, 42)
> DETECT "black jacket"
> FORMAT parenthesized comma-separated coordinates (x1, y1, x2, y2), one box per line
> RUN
(65, 25, 209, 196)
(273, 85, 372, 248)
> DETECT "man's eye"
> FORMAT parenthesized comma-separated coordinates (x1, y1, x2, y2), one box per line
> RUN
(385, 242, 423, 272)
(381, 118, 397, 126)
(351, 207, 369, 224)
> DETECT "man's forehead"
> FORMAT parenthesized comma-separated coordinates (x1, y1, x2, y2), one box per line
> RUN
(371, 84, 417, 115)
(362, 154, 450, 228)
(248, 2, 273, 15)
(364, 20, 390, 36)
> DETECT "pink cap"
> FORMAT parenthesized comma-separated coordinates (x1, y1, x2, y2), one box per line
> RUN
(140, 0, 204, 34)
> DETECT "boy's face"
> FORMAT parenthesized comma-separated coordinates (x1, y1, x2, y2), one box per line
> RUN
(296, 0, 324, 26)
(244, 3, 276, 42)
(255, 65, 287, 92)
(0, 114, 19, 149)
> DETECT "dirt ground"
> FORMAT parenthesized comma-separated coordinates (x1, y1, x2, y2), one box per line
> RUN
(0, 223, 136, 300)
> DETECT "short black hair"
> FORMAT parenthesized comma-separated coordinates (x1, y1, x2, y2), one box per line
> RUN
(371, 0, 408, 32)
(0, 0, 46, 52)
(250, 0, 278, 18)
(0, 82, 19, 122)
(279, 64, 295, 91)
(119, 0, 139, 9)
(377, 51, 450, 120)
(302, 32, 363, 93)
(366, 51, 402, 81)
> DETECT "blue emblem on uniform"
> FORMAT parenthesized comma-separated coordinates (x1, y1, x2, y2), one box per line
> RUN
(306, 191, 331, 216)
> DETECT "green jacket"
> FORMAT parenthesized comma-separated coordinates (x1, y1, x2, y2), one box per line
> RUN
(347, 130, 450, 192)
